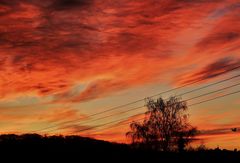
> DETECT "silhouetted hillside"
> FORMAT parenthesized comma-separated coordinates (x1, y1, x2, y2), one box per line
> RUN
(0, 134, 239, 162)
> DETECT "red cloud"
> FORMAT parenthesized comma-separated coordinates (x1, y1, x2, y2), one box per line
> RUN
(2, 0, 239, 102)
(195, 6, 240, 54)
(176, 57, 240, 85)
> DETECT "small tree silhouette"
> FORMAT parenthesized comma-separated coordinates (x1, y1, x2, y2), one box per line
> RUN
(126, 96, 197, 152)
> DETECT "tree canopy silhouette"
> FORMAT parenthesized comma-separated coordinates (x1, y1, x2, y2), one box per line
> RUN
(126, 96, 197, 151)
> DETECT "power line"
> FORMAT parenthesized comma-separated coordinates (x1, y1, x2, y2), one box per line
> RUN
(63, 74, 240, 126)
(86, 65, 240, 117)
(55, 86, 240, 135)
(32, 65, 240, 133)
(83, 89, 240, 135)
(46, 81, 240, 134)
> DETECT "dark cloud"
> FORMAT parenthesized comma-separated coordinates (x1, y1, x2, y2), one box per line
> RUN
(195, 57, 240, 78)
(199, 127, 240, 136)
(194, 2, 240, 53)
(197, 32, 240, 50)
(50, 0, 93, 10)
(106, 32, 160, 54)
(0, 0, 99, 54)
(179, 57, 240, 84)
(0, 0, 18, 6)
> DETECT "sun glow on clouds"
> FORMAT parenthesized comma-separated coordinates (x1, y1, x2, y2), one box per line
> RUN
(0, 0, 240, 149)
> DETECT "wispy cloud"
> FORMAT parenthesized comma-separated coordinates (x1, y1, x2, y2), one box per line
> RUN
(2, 0, 239, 102)
(177, 57, 240, 85)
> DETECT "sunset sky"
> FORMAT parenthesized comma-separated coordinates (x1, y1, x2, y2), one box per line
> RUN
(0, 0, 240, 150)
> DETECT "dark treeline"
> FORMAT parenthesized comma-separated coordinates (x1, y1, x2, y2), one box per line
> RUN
(1, 97, 239, 162)
(0, 134, 239, 162)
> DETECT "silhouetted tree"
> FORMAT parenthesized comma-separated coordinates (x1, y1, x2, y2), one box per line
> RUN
(126, 96, 197, 151)
(176, 128, 197, 152)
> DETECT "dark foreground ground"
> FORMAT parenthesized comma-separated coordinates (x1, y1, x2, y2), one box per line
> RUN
(0, 134, 239, 162)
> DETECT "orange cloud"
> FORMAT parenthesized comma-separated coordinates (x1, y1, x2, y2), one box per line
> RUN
(0, 107, 88, 134)
(1, 0, 239, 103)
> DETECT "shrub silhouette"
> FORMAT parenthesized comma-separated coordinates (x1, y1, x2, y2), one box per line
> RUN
(126, 96, 197, 151)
